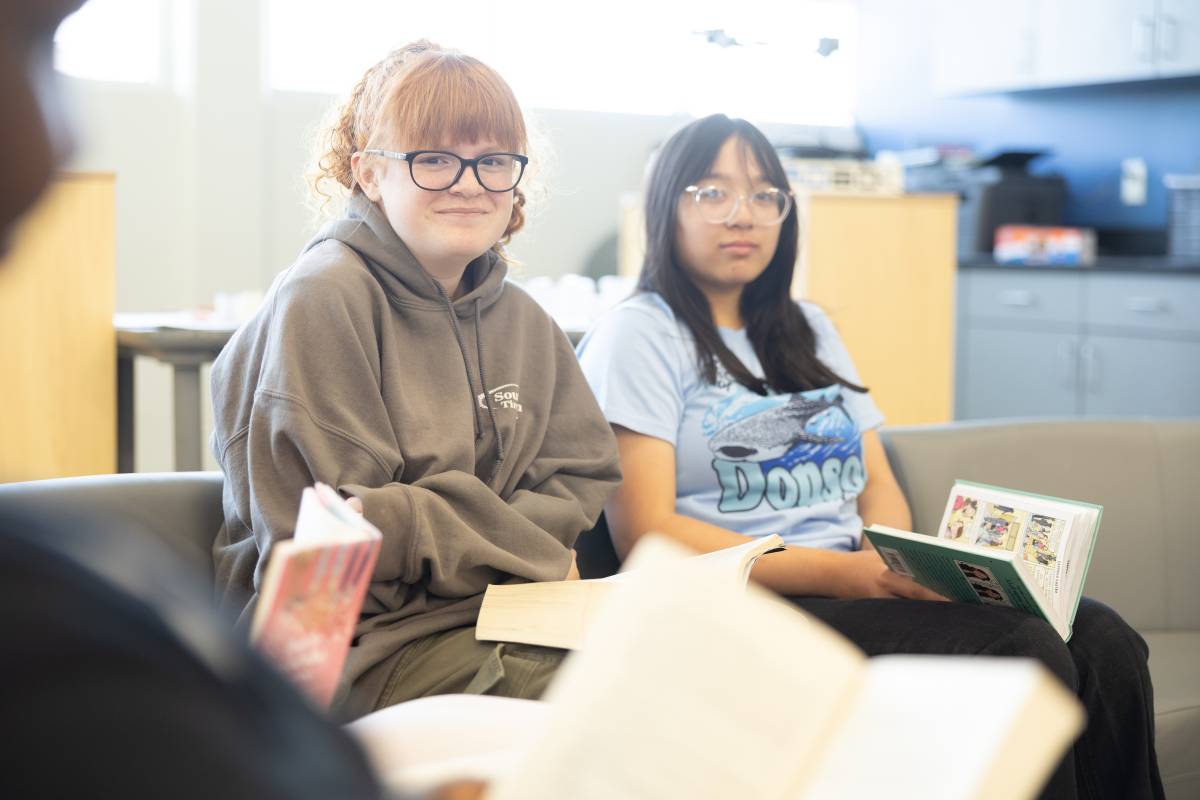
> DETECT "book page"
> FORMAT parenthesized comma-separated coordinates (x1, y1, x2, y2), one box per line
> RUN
(675, 532, 784, 584)
(937, 482, 1097, 621)
(799, 656, 1083, 800)
(487, 535, 866, 800)
(291, 483, 380, 544)
(1059, 507, 1100, 623)
(347, 695, 550, 794)
(474, 580, 616, 650)
(475, 534, 784, 650)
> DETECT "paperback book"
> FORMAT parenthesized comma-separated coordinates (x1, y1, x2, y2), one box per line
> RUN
(864, 480, 1102, 640)
(250, 483, 381, 706)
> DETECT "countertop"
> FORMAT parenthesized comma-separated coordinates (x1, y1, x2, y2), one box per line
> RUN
(960, 255, 1200, 275)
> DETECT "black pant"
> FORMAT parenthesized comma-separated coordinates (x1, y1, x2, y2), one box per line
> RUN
(789, 596, 1164, 800)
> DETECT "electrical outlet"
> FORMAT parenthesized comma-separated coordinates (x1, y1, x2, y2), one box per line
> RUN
(1120, 157, 1147, 206)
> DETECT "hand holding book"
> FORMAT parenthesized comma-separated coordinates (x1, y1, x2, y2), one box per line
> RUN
(250, 483, 382, 707)
(864, 481, 1102, 640)
(845, 546, 950, 601)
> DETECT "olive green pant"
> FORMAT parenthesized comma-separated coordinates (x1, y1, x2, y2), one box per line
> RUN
(373, 626, 567, 712)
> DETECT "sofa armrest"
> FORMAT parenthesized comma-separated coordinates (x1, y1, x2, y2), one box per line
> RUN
(0, 471, 224, 577)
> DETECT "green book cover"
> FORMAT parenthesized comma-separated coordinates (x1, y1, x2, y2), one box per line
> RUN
(864, 525, 1061, 636)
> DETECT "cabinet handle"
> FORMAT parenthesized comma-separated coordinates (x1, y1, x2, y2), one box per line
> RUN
(1058, 340, 1077, 392)
(1158, 15, 1179, 62)
(1134, 17, 1156, 63)
(1126, 296, 1166, 313)
(1080, 342, 1099, 394)
(999, 289, 1034, 308)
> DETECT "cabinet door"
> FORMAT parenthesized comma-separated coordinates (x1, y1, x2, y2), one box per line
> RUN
(1080, 335, 1200, 417)
(932, 0, 1038, 95)
(1084, 272, 1200, 337)
(1156, 0, 1200, 77)
(958, 327, 1081, 419)
(961, 269, 1084, 328)
(1034, 0, 1158, 86)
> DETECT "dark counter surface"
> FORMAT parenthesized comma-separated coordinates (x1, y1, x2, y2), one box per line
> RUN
(960, 255, 1200, 274)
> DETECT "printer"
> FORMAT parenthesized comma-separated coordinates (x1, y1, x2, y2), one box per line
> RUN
(905, 150, 1068, 257)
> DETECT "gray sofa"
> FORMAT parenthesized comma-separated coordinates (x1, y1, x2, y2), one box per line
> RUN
(0, 418, 1196, 797)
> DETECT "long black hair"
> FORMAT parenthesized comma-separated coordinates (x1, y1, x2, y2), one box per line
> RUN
(638, 113, 866, 396)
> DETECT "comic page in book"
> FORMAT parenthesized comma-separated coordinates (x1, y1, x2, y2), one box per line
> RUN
(937, 483, 1077, 608)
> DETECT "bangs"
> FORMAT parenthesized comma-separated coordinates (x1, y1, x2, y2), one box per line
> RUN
(383, 52, 526, 153)
(735, 128, 789, 189)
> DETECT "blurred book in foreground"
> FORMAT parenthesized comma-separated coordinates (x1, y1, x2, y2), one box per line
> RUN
(481, 535, 1084, 800)
(250, 484, 381, 707)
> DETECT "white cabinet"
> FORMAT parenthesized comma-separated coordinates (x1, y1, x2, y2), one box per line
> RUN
(1033, 0, 1158, 86)
(1157, 0, 1200, 77)
(956, 268, 1200, 420)
(932, 0, 1038, 95)
(933, 0, 1200, 95)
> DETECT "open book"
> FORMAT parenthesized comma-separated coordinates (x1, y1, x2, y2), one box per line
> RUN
(474, 534, 784, 650)
(864, 480, 1102, 640)
(250, 483, 381, 707)
(459, 535, 1081, 800)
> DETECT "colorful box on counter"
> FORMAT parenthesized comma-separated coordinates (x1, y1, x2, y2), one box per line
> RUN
(993, 225, 1097, 266)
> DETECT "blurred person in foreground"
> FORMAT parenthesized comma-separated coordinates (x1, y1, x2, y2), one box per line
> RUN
(0, 3, 484, 797)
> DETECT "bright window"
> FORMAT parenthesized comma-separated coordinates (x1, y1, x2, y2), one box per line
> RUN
(265, 0, 495, 95)
(265, 0, 857, 126)
(54, 0, 164, 84)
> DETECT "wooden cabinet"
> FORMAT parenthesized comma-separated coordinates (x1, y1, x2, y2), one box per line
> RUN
(956, 267, 1200, 420)
(796, 193, 958, 426)
(0, 174, 116, 482)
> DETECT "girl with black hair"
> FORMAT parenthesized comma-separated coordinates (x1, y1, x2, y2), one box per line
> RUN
(576, 114, 1162, 800)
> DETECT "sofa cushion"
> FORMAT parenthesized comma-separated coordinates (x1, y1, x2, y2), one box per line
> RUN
(1144, 630, 1200, 798)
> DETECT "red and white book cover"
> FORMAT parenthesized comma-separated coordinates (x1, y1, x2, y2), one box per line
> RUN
(250, 484, 381, 708)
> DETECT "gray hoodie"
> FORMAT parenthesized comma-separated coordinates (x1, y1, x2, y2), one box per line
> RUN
(210, 193, 621, 718)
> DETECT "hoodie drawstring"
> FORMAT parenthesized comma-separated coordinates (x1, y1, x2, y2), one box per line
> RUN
(432, 282, 505, 486)
(434, 282, 484, 440)
(475, 298, 506, 484)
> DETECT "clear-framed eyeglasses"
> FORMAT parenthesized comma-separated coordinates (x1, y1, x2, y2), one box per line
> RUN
(362, 149, 529, 192)
(682, 183, 793, 226)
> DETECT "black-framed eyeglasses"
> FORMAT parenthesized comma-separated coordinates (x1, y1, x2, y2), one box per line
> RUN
(362, 149, 529, 192)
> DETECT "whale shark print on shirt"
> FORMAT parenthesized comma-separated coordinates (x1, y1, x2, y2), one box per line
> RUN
(703, 385, 866, 513)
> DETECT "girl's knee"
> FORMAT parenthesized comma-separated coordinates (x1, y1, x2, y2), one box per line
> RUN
(1068, 599, 1151, 680)
(986, 616, 1078, 692)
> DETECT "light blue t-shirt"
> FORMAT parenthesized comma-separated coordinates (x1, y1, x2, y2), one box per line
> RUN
(576, 292, 883, 551)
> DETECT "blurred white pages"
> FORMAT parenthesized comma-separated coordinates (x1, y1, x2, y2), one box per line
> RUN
(483, 534, 1083, 800)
